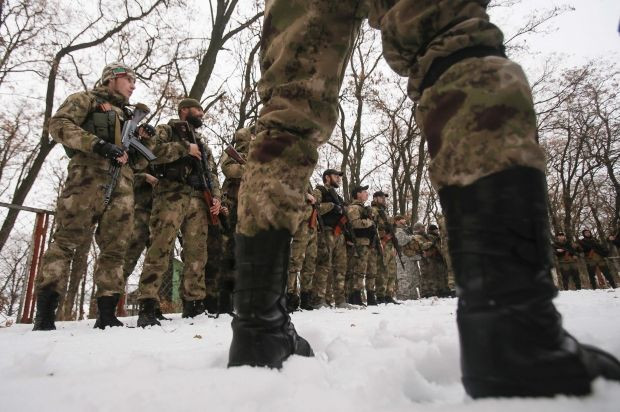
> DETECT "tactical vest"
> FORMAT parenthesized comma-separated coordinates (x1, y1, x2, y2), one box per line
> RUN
(351, 204, 375, 240)
(152, 121, 197, 185)
(317, 185, 343, 228)
(63, 97, 120, 158)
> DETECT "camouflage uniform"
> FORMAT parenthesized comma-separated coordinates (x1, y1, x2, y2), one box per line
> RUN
(552, 238, 581, 290)
(37, 87, 151, 298)
(372, 203, 397, 300)
(578, 236, 617, 289)
(220, 128, 253, 300)
(236, 0, 545, 238)
(394, 225, 417, 300)
(313, 185, 348, 306)
(122, 172, 154, 280)
(137, 119, 221, 303)
(420, 231, 450, 297)
(287, 185, 321, 296)
(347, 200, 375, 294)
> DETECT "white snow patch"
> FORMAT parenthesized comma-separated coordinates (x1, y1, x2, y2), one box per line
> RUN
(1, 290, 619, 412)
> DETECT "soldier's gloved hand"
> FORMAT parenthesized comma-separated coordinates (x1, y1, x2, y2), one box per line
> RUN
(137, 124, 156, 139)
(93, 140, 125, 160)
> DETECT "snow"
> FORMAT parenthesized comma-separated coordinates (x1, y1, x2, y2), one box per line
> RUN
(1, 290, 619, 412)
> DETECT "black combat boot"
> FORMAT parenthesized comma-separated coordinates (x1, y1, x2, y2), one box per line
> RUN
(299, 291, 314, 311)
(137, 298, 161, 328)
(93, 294, 124, 329)
(182, 299, 204, 318)
(155, 305, 171, 321)
(286, 292, 300, 313)
(439, 167, 620, 398)
(366, 290, 378, 306)
(32, 287, 60, 331)
(228, 229, 314, 368)
(204, 294, 219, 315)
(384, 296, 401, 305)
(218, 279, 235, 315)
(349, 290, 365, 306)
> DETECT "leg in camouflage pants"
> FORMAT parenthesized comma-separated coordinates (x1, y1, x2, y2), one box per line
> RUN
(313, 231, 347, 306)
(37, 165, 134, 298)
(138, 192, 209, 303)
(288, 223, 318, 294)
(375, 242, 397, 300)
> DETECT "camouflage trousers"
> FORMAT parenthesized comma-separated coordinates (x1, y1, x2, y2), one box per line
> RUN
(349, 243, 372, 292)
(396, 256, 422, 300)
(138, 190, 209, 302)
(584, 257, 617, 289)
(37, 165, 134, 297)
(123, 206, 151, 280)
(420, 256, 449, 297)
(237, 0, 545, 237)
(205, 224, 223, 298)
(557, 261, 581, 291)
(219, 197, 238, 292)
(287, 220, 318, 294)
(375, 242, 397, 298)
(313, 231, 347, 305)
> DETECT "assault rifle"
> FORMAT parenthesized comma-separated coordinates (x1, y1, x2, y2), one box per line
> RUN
(104, 103, 156, 206)
(372, 218, 385, 267)
(377, 207, 406, 270)
(329, 187, 362, 257)
(308, 187, 325, 233)
(224, 144, 246, 165)
(178, 122, 221, 227)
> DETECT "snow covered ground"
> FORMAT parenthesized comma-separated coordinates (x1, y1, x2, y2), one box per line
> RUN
(1, 289, 619, 412)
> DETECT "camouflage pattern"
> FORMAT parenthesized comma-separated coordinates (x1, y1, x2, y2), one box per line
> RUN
(137, 120, 221, 302)
(578, 236, 617, 289)
(37, 87, 151, 298)
(552, 239, 581, 290)
(287, 185, 321, 294)
(372, 203, 397, 298)
(205, 223, 223, 298)
(313, 231, 347, 306)
(236, 0, 545, 238)
(220, 127, 253, 291)
(419, 232, 450, 297)
(346, 200, 375, 293)
(122, 173, 154, 280)
(394, 226, 421, 300)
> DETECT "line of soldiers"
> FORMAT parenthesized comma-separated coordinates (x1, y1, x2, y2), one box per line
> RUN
(31, 60, 460, 332)
(552, 229, 619, 290)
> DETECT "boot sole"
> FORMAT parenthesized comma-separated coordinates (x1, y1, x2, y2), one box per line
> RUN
(463, 376, 592, 398)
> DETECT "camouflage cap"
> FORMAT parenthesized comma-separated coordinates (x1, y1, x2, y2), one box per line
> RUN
(428, 224, 439, 231)
(100, 62, 135, 84)
(178, 98, 202, 111)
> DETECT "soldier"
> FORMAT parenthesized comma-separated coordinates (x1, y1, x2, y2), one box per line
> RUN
(371, 191, 400, 304)
(286, 183, 321, 312)
(229, 0, 620, 393)
(136, 98, 221, 327)
(419, 224, 450, 298)
(218, 127, 253, 314)
(33, 62, 155, 331)
(394, 216, 420, 300)
(310, 169, 349, 309)
(552, 232, 582, 290)
(122, 170, 171, 320)
(346, 185, 376, 307)
(578, 229, 617, 289)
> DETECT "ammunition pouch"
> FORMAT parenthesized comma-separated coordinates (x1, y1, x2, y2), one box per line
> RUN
(64, 101, 119, 158)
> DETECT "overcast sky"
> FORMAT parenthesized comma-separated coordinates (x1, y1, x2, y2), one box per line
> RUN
(490, 0, 619, 72)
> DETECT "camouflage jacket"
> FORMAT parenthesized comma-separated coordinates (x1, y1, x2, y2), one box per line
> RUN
(152, 119, 221, 198)
(221, 127, 252, 202)
(347, 200, 375, 245)
(49, 87, 152, 178)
